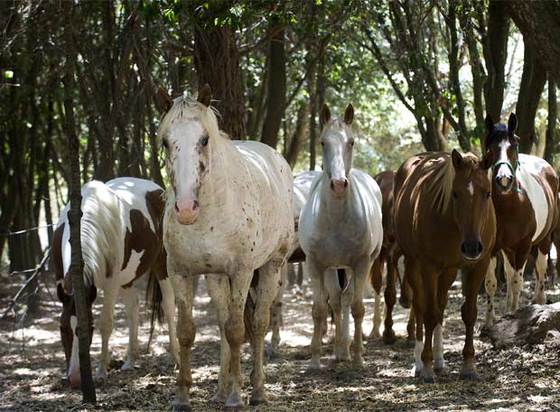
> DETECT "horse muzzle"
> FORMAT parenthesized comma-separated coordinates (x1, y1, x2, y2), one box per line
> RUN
(174, 198, 199, 225)
(495, 174, 513, 191)
(460, 240, 483, 261)
(330, 178, 348, 198)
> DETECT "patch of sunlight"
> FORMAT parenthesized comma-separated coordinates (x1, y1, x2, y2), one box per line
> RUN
(13, 367, 40, 376)
(528, 395, 553, 404)
(13, 328, 59, 345)
(265, 329, 309, 347)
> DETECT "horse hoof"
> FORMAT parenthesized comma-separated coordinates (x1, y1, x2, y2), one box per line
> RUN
(225, 392, 245, 409)
(413, 365, 422, 378)
(94, 370, 107, 384)
(382, 330, 397, 345)
(352, 355, 364, 369)
(249, 390, 267, 406)
(210, 392, 227, 405)
(461, 369, 480, 381)
(421, 369, 435, 383)
(399, 296, 411, 309)
(120, 360, 134, 371)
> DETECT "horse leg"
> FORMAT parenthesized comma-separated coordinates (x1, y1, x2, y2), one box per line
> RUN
(533, 249, 548, 304)
(224, 269, 253, 408)
(308, 259, 328, 370)
(433, 269, 455, 374)
(460, 260, 488, 381)
(171, 274, 196, 412)
(158, 277, 180, 365)
(120, 286, 139, 371)
(351, 257, 373, 368)
(502, 251, 515, 311)
(483, 257, 498, 327)
(296, 262, 304, 287)
(206, 274, 231, 404)
(324, 268, 347, 362)
(405, 259, 424, 377)
(369, 252, 384, 340)
(419, 266, 439, 383)
(270, 264, 287, 353)
(96, 286, 118, 382)
(248, 261, 282, 405)
(406, 307, 415, 341)
(383, 249, 398, 344)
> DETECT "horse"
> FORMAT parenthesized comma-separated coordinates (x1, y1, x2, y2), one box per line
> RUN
(368, 170, 412, 342)
(394, 150, 496, 382)
(52, 177, 178, 388)
(299, 103, 383, 369)
(483, 113, 559, 327)
(159, 85, 294, 409)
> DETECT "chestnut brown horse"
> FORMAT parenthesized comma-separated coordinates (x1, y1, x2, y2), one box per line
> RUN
(483, 114, 559, 327)
(394, 150, 496, 382)
(369, 170, 412, 343)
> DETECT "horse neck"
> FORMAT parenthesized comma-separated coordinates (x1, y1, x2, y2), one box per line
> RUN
(198, 136, 237, 212)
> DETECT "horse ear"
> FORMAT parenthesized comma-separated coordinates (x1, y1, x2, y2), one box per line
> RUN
(344, 104, 354, 125)
(320, 104, 331, 127)
(485, 114, 494, 133)
(451, 149, 464, 169)
(197, 84, 212, 107)
(508, 113, 518, 135)
(155, 87, 173, 114)
(480, 151, 494, 170)
(57, 283, 71, 305)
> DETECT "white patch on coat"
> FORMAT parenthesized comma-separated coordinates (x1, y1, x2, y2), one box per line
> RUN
(517, 154, 549, 242)
(467, 181, 474, 195)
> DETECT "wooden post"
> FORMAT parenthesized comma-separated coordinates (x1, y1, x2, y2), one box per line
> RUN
(62, 1, 96, 404)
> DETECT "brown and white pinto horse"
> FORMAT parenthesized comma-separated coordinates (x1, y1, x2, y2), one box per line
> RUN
(483, 114, 559, 327)
(53, 177, 178, 388)
(368, 170, 412, 343)
(394, 150, 496, 382)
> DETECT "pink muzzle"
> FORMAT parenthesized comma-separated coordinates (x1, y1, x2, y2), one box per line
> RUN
(174, 198, 200, 225)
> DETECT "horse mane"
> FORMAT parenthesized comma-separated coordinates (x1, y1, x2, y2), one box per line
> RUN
(414, 152, 480, 218)
(158, 94, 227, 142)
(61, 181, 121, 289)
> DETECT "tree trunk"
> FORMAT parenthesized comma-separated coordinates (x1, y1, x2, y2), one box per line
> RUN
(544, 79, 558, 165)
(507, 0, 560, 83)
(286, 102, 308, 168)
(260, 15, 287, 149)
(515, 44, 547, 154)
(193, 4, 246, 139)
(62, 1, 96, 402)
(483, 0, 510, 121)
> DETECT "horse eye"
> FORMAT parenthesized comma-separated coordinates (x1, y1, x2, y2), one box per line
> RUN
(162, 139, 169, 150)
(452, 191, 458, 199)
(486, 192, 491, 198)
(201, 135, 209, 146)
(320, 141, 324, 146)
(349, 140, 355, 146)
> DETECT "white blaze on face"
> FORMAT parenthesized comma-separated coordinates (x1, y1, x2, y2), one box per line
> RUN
(68, 315, 81, 385)
(171, 121, 206, 220)
(496, 140, 513, 185)
(467, 181, 474, 195)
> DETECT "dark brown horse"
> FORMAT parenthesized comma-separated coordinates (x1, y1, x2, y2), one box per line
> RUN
(394, 150, 496, 382)
(369, 170, 412, 343)
(483, 114, 559, 327)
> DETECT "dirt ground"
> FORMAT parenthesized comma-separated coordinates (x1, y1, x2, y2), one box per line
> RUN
(1, 271, 560, 411)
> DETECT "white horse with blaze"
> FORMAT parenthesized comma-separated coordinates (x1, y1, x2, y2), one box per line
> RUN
(299, 104, 383, 369)
(159, 85, 294, 409)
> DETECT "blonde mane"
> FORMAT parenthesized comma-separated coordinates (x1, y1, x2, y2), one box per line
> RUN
(158, 94, 226, 142)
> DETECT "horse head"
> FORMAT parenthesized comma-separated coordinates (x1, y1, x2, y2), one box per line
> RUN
(450, 149, 494, 261)
(320, 103, 355, 198)
(158, 85, 215, 225)
(484, 113, 519, 192)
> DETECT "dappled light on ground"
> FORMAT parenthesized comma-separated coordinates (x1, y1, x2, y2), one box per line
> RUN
(1, 274, 559, 410)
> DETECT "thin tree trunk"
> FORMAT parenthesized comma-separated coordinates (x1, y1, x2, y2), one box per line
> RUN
(62, 1, 96, 402)
(483, 0, 510, 121)
(260, 15, 287, 149)
(544, 79, 558, 164)
(286, 102, 307, 168)
(516, 44, 547, 154)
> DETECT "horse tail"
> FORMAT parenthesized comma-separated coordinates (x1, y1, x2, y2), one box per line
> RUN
(244, 270, 259, 343)
(146, 260, 165, 351)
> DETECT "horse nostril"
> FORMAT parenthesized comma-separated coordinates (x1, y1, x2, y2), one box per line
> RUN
(344, 179, 348, 188)
(330, 181, 335, 191)
(174, 202, 180, 213)
(476, 242, 483, 255)
(193, 200, 199, 210)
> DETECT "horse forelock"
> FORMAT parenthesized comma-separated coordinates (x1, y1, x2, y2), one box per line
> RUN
(414, 155, 455, 217)
(158, 95, 225, 143)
